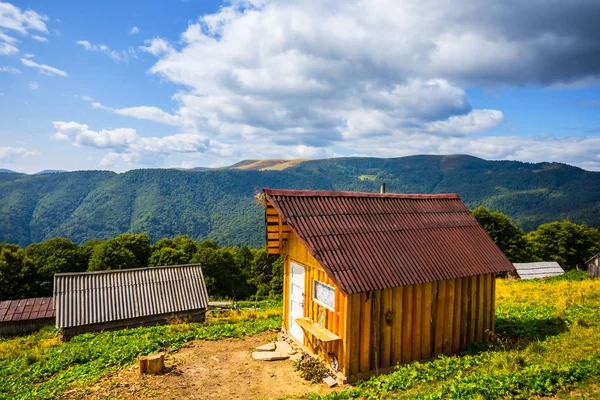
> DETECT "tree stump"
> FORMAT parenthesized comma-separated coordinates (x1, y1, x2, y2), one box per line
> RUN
(139, 353, 165, 374)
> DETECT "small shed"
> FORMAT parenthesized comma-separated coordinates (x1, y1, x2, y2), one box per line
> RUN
(0, 297, 55, 337)
(54, 264, 209, 340)
(263, 188, 515, 381)
(587, 253, 600, 278)
(512, 262, 564, 280)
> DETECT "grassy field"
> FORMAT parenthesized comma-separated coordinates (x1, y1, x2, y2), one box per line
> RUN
(0, 303, 281, 400)
(308, 274, 600, 399)
(2, 277, 600, 399)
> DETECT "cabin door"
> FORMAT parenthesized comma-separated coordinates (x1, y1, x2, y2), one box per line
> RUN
(289, 261, 305, 343)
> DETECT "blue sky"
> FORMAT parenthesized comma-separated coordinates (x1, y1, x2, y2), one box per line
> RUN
(1, 0, 599, 173)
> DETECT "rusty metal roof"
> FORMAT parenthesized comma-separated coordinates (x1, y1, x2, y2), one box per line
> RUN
(0, 297, 55, 323)
(264, 188, 515, 295)
(54, 264, 209, 329)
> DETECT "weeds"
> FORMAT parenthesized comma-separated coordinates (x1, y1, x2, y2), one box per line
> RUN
(0, 305, 281, 400)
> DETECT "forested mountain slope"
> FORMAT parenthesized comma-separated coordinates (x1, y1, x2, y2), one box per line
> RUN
(1, 155, 599, 247)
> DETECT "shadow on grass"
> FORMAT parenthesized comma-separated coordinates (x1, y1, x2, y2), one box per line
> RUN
(495, 315, 569, 341)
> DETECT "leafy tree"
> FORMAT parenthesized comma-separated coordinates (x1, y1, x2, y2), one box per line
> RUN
(113, 233, 151, 266)
(25, 238, 87, 296)
(270, 256, 284, 297)
(149, 247, 188, 267)
(472, 206, 533, 262)
(149, 235, 198, 266)
(88, 240, 139, 271)
(527, 221, 600, 270)
(0, 244, 36, 300)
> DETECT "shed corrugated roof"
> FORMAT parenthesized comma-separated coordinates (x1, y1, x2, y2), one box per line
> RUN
(54, 264, 209, 329)
(513, 262, 564, 279)
(0, 297, 55, 323)
(264, 188, 515, 295)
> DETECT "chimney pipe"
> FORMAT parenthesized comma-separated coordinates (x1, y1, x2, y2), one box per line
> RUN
(380, 183, 386, 193)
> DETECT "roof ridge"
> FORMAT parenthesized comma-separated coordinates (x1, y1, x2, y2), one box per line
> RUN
(54, 263, 202, 276)
(264, 188, 460, 199)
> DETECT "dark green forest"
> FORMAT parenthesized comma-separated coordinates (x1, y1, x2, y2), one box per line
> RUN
(0, 233, 282, 301)
(1, 208, 598, 301)
(1, 155, 600, 248)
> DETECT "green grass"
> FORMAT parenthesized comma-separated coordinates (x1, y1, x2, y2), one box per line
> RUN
(306, 278, 600, 400)
(0, 307, 281, 400)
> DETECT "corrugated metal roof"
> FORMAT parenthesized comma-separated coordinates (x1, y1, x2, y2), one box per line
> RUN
(54, 264, 209, 329)
(513, 262, 564, 279)
(0, 297, 55, 323)
(264, 188, 515, 295)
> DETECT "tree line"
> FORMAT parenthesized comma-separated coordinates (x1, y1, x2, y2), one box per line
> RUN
(472, 206, 600, 268)
(1, 206, 598, 301)
(0, 234, 282, 301)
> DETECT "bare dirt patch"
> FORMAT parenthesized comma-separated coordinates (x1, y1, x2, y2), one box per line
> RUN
(65, 330, 342, 400)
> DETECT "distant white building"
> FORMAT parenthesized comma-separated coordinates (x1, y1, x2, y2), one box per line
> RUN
(511, 262, 564, 279)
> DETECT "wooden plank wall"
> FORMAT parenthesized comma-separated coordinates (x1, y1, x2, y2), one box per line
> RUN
(344, 274, 496, 378)
(282, 233, 346, 371)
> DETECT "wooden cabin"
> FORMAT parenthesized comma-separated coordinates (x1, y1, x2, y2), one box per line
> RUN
(54, 264, 208, 340)
(263, 188, 515, 381)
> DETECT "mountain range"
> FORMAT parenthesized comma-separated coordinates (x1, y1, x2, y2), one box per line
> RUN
(1, 154, 599, 247)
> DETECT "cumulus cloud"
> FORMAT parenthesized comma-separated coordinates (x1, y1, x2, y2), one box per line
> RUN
(76, 40, 135, 62)
(55, 0, 600, 169)
(128, 26, 139, 35)
(53, 121, 212, 167)
(0, 146, 38, 162)
(114, 106, 180, 126)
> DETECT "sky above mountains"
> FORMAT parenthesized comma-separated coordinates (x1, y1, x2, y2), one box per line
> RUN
(1, 0, 599, 173)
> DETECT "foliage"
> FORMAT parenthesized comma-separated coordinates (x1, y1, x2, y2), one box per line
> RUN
(24, 238, 88, 296)
(0, 309, 281, 400)
(1, 156, 600, 248)
(527, 221, 600, 270)
(542, 269, 594, 282)
(471, 206, 533, 262)
(293, 356, 331, 383)
(0, 245, 36, 300)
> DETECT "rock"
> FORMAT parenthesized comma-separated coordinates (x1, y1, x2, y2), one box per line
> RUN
(275, 341, 295, 355)
(323, 374, 338, 388)
(255, 342, 276, 352)
(252, 351, 290, 361)
(290, 353, 303, 362)
(139, 353, 165, 374)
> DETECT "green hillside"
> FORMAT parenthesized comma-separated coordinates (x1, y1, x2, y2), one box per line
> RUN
(1, 155, 599, 247)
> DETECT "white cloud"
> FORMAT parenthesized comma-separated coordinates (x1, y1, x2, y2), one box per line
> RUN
(31, 34, 47, 42)
(0, 146, 38, 162)
(21, 56, 67, 76)
(75, 40, 135, 62)
(0, 2, 48, 35)
(53, 121, 211, 167)
(114, 106, 181, 126)
(53, 121, 137, 149)
(424, 110, 504, 136)
(0, 65, 19, 73)
(0, 41, 16, 55)
(0, 30, 16, 44)
(22, 52, 32, 58)
(139, 38, 171, 56)
(128, 26, 139, 35)
(28, 81, 38, 89)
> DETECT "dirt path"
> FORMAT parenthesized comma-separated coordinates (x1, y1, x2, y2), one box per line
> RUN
(65, 330, 342, 400)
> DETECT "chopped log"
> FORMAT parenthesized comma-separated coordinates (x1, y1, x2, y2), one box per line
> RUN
(139, 353, 165, 374)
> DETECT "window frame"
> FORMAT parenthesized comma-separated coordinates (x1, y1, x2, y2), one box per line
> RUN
(312, 279, 336, 311)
